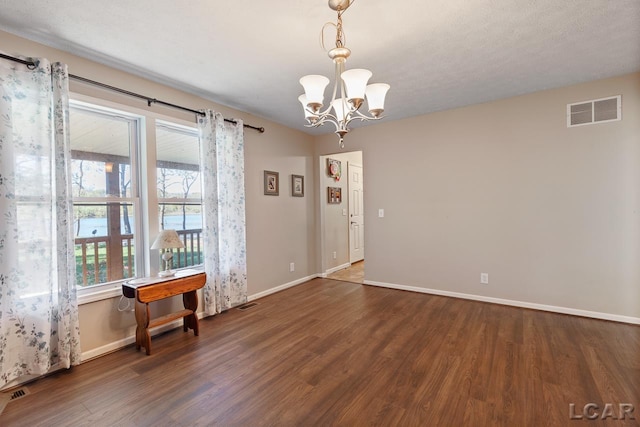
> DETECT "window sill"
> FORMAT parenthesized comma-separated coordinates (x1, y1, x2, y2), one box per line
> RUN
(77, 283, 124, 305)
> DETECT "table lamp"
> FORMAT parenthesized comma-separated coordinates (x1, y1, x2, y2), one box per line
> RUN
(150, 229, 185, 277)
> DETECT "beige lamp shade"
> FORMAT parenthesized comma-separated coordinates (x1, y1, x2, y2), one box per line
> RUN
(151, 229, 185, 250)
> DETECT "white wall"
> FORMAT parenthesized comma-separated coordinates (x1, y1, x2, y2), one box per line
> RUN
(315, 72, 640, 322)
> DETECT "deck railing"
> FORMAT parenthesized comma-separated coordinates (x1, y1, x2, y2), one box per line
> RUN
(174, 228, 203, 268)
(74, 228, 203, 286)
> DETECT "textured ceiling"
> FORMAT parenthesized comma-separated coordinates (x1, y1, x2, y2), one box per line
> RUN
(1, 0, 639, 135)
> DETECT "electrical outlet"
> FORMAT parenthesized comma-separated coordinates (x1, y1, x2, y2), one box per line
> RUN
(378, 209, 385, 218)
(480, 273, 489, 284)
(289, 262, 295, 272)
(333, 251, 337, 259)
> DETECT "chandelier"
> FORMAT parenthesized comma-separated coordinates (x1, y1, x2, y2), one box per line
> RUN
(298, 0, 390, 148)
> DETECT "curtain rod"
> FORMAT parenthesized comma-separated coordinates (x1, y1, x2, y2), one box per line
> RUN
(0, 52, 265, 133)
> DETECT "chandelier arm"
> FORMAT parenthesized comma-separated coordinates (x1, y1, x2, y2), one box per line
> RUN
(303, 112, 341, 130)
(351, 110, 382, 121)
(308, 110, 383, 130)
(343, 109, 378, 127)
(354, 116, 371, 124)
(304, 115, 331, 128)
(316, 113, 344, 133)
(305, 120, 328, 129)
(323, 112, 341, 125)
(342, 114, 360, 129)
(312, 105, 335, 119)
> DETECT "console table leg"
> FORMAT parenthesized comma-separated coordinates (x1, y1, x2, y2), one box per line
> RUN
(135, 299, 152, 355)
(183, 290, 200, 336)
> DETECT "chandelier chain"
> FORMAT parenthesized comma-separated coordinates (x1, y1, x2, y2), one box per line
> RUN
(320, 14, 346, 52)
(335, 10, 344, 48)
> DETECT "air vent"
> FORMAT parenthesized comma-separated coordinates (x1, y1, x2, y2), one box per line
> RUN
(237, 302, 258, 311)
(0, 387, 30, 416)
(9, 388, 29, 400)
(567, 95, 621, 127)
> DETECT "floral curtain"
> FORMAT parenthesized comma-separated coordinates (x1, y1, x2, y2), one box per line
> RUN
(198, 110, 248, 315)
(0, 57, 81, 388)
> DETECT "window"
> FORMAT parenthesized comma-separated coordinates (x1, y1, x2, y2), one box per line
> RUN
(155, 121, 203, 269)
(69, 97, 203, 302)
(70, 102, 142, 289)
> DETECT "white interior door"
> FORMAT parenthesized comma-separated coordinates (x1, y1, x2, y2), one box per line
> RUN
(348, 163, 364, 263)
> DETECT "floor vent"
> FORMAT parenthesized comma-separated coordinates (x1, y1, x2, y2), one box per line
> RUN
(9, 388, 29, 400)
(237, 302, 259, 311)
(0, 387, 29, 416)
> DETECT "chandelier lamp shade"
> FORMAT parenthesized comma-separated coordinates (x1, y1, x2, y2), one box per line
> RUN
(299, 0, 390, 148)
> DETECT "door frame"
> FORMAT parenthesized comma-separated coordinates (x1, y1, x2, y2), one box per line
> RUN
(317, 151, 364, 276)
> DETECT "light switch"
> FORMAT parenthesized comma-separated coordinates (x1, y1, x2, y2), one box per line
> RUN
(342, 208, 347, 216)
(378, 209, 384, 218)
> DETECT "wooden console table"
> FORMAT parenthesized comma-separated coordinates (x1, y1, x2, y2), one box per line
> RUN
(122, 270, 206, 355)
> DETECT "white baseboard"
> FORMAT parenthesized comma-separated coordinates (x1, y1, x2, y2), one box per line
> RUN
(363, 280, 640, 325)
(320, 263, 351, 278)
(248, 274, 319, 301)
(80, 311, 208, 362)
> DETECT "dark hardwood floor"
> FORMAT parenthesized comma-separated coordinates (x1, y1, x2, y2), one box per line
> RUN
(2, 278, 639, 426)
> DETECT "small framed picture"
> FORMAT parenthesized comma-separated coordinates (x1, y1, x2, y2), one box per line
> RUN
(328, 187, 342, 204)
(264, 170, 279, 196)
(327, 158, 341, 181)
(292, 174, 304, 197)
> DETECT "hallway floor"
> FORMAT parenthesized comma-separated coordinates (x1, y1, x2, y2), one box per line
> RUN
(326, 260, 364, 284)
